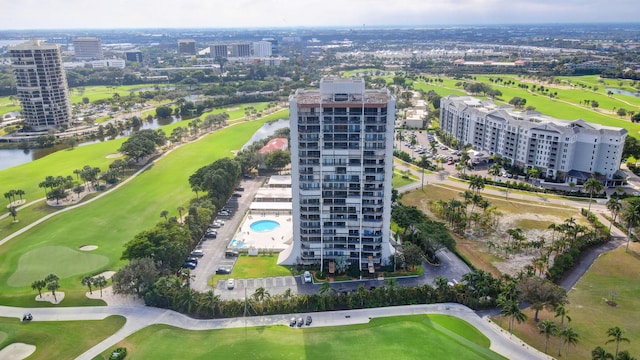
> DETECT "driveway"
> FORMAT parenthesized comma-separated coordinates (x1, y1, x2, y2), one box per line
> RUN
(190, 176, 264, 292)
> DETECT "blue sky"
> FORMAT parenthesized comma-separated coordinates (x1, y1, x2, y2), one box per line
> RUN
(1, 0, 638, 29)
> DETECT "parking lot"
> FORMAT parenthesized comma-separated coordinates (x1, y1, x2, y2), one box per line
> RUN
(190, 176, 265, 292)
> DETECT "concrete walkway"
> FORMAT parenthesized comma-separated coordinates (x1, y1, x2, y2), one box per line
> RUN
(0, 303, 550, 360)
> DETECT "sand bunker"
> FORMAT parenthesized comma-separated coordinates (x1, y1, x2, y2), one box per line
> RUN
(94, 271, 116, 280)
(35, 292, 65, 304)
(86, 285, 145, 306)
(79, 245, 98, 251)
(0, 343, 36, 360)
(106, 153, 123, 159)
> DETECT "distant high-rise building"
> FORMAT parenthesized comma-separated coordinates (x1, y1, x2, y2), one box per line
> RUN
(125, 51, 143, 62)
(178, 39, 196, 55)
(252, 41, 272, 57)
(230, 43, 251, 57)
(262, 38, 278, 55)
(10, 40, 72, 131)
(73, 37, 103, 60)
(281, 78, 396, 272)
(210, 44, 228, 58)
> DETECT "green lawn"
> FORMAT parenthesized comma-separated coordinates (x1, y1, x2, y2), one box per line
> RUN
(209, 254, 294, 286)
(99, 314, 503, 360)
(0, 115, 285, 306)
(392, 170, 418, 188)
(500, 244, 640, 359)
(0, 315, 125, 360)
(68, 84, 172, 103)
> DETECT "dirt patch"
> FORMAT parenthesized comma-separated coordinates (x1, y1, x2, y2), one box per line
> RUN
(0, 343, 36, 360)
(79, 245, 98, 251)
(227, 107, 240, 111)
(35, 292, 64, 304)
(106, 153, 123, 159)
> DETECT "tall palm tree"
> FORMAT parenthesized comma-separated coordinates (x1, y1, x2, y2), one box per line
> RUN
(160, 210, 169, 221)
(584, 177, 604, 212)
(561, 327, 579, 359)
(177, 206, 185, 221)
(498, 296, 527, 335)
(555, 305, 572, 356)
(605, 326, 630, 359)
(621, 198, 640, 252)
(538, 320, 558, 354)
(606, 197, 622, 233)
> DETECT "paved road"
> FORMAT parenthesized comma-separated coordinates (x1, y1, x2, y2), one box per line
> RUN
(190, 176, 265, 292)
(0, 303, 550, 360)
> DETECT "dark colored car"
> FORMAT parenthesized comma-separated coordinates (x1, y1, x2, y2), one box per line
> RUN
(289, 317, 296, 327)
(232, 193, 242, 197)
(215, 266, 232, 274)
(225, 249, 240, 258)
(182, 261, 197, 270)
(190, 249, 204, 257)
(186, 257, 198, 264)
(305, 316, 312, 325)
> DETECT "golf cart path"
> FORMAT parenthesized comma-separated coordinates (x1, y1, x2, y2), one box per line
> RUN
(0, 303, 550, 360)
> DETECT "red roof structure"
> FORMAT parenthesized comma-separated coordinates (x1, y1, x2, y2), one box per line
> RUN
(259, 138, 288, 154)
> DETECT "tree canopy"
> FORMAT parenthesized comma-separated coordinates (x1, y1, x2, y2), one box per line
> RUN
(119, 129, 167, 162)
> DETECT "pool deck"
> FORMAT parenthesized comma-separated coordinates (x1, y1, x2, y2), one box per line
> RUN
(230, 213, 293, 251)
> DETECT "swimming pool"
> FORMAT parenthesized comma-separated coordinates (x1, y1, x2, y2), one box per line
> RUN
(250, 220, 280, 232)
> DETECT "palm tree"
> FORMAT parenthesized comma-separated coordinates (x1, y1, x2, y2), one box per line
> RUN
(561, 327, 579, 359)
(488, 163, 502, 181)
(538, 320, 558, 354)
(82, 275, 94, 294)
(498, 297, 527, 335)
(31, 279, 46, 298)
(160, 210, 169, 221)
(200, 290, 221, 317)
(584, 177, 604, 212)
(605, 326, 630, 359)
(555, 305, 572, 356)
(468, 175, 486, 194)
(606, 197, 622, 233)
(8, 206, 17, 222)
(93, 276, 108, 297)
(177, 206, 185, 221)
(621, 198, 640, 252)
(15, 189, 25, 201)
(319, 281, 333, 295)
(591, 346, 614, 360)
(252, 287, 270, 302)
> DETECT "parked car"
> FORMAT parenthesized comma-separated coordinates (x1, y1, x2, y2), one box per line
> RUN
(226, 278, 235, 289)
(209, 223, 221, 229)
(186, 257, 199, 264)
(303, 271, 312, 283)
(297, 317, 304, 327)
(216, 266, 232, 274)
(236, 186, 245, 191)
(305, 316, 312, 325)
(232, 193, 242, 198)
(225, 249, 240, 258)
(205, 231, 217, 238)
(289, 317, 297, 327)
(182, 261, 196, 270)
(218, 211, 230, 216)
(190, 249, 204, 257)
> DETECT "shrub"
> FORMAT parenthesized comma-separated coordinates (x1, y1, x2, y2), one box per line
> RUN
(110, 347, 127, 360)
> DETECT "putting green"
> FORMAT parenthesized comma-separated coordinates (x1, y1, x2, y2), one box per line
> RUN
(7, 246, 109, 287)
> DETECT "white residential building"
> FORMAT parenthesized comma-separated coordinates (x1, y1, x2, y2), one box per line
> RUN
(252, 41, 272, 57)
(440, 96, 627, 183)
(280, 78, 396, 272)
(73, 37, 103, 60)
(10, 40, 72, 131)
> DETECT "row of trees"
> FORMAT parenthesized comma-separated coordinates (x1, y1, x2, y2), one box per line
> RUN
(81, 275, 108, 296)
(31, 273, 61, 301)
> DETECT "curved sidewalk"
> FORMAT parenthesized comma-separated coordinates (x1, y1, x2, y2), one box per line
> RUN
(0, 303, 550, 360)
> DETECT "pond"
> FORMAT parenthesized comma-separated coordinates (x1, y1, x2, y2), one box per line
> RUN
(241, 118, 290, 150)
(606, 88, 640, 98)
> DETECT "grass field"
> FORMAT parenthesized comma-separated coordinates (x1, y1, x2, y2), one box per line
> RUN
(98, 314, 504, 360)
(495, 243, 640, 359)
(0, 113, 288, 306)
(68, 84, 172, 103)
(0, 315, 125, 360)
(392, 170, 418, 188)
(209, 254, 294, 286)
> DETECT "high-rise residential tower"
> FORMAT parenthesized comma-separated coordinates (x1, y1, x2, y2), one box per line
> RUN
(10, 40, 72, 131)
(73, 37, 103, 59)
(281, 78, 396, 272)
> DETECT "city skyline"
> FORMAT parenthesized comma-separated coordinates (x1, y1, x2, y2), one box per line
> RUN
(1, 0, 638, 30)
